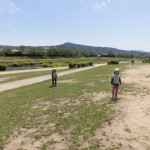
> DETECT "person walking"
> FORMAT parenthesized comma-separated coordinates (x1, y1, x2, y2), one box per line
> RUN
(51, 69, 57, 87)
(131, 59, 134, 66)
(111, 68, 121, 100)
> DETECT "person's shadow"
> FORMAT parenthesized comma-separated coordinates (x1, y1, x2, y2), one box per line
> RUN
(49, 85, 57, 88)
(111, 97, 120, 102)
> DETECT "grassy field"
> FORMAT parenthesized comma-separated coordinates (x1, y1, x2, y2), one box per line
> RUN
(0, 56, 129, 65)
(0, 63, 130, 150)
(0, 69, 68, 84)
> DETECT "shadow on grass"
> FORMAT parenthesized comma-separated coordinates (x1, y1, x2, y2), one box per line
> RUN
(110, 97, 121, 103)
(49, 86, 56, 88)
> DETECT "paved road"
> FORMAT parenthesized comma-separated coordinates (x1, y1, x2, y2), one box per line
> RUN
(0, 64, 106, 92)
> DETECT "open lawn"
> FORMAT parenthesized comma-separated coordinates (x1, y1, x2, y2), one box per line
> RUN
(0, 56, 123, 63)
(0, 63, 130, 150)
(0, 69, 68, 84)
(0, 56, 129, 67)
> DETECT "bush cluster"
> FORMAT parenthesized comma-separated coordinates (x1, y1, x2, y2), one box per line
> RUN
(69, 62, 93, 68)
(69, 62, 76, 68)
(4, 60, 68, 69)
(42, 63, 50, 67)
(107, 60, 119, 65)
(11, 62, 20, 67)
(143, 58, 150, 63)
(0, 64, 6, 71)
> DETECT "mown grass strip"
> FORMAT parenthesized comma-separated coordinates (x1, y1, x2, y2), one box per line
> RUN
(0, 69, 68, 84)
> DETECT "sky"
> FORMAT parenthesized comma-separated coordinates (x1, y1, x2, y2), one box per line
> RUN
(0, 0, 150, 51)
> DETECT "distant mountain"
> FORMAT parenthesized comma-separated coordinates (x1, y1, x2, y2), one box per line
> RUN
(0, 42, 150, 55)
(53, 42, 150, 54)
(0, 45, 32, 50)
(0, 45, 18, 50)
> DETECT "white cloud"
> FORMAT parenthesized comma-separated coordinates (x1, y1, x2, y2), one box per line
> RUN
(80, 0, 112, 12)
(7, 1, 19, 13)
(0, 0, 19, 14)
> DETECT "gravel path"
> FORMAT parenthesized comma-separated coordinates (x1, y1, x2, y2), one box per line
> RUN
(0, 64, 106, 92)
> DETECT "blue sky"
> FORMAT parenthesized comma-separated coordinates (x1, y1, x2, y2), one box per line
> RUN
(0, 0, 150, 51)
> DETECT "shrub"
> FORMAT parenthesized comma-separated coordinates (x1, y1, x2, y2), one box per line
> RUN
(0, 64, 6, 71)
(143, 58, 150, 63)
(24, 62, 29, 65)
(88, 62, 93, 66)
(107, 62, 111, 65)
(42, 63, 49, 67)
(29, 62, 36, 65)
(81, 62, 88, 67)
(11, 62, 20, 67)
(69, 62, 92, 68)
(107, 60, 119, 65)
(69, 63, 74, 68)
(77, 63, 81, 68)
(73, 62, 76, 68)
(81, 63, 86, 67)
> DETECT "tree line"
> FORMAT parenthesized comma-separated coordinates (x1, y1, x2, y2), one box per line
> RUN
(0, 46, 97, 58)
(0, 46, 149, 58)
(101, 50, 149, 59)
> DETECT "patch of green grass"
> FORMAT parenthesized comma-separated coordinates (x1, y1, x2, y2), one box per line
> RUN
(0, 69, 68, 83)
(0, 56, 130, 66)
(0, 63, 131, 149)
(40, 144, 47, 150)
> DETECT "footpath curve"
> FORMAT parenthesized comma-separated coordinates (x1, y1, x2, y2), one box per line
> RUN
(0, 64, 106, 92)
(0, 66, 68, 75)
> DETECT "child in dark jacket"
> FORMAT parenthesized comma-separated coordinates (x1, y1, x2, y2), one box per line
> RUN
(111, 68, 121, 99)
(51, 69, 57, 87)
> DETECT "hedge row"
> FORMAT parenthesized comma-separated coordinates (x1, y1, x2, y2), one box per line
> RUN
(9, 62, 66, 68)
(69, 62, 93, 68)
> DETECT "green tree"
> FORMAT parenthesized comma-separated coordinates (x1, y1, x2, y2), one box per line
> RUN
(17, 45, 26, 55)
(36, 47, 45, 57)
(107, 50, 116, 57)
(47, 47, 60, 57)
(2, 48, 13, 56)
(28, 47, 45, 57)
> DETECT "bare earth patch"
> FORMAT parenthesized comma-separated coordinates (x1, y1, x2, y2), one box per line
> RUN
(4, 129, 68, 150)
(59, 79, 78, 84)
(83, 91, 110, 103)
(31, 100, 52, 111)
(94, 64, 150, 149)
(92, 91, 109, 102)
(0, 77, 16, 82)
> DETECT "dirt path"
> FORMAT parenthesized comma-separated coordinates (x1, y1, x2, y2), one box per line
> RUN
(0, 64, 106, 92)
(96, 64, 150, 150)
(0, 67, 68, 75)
